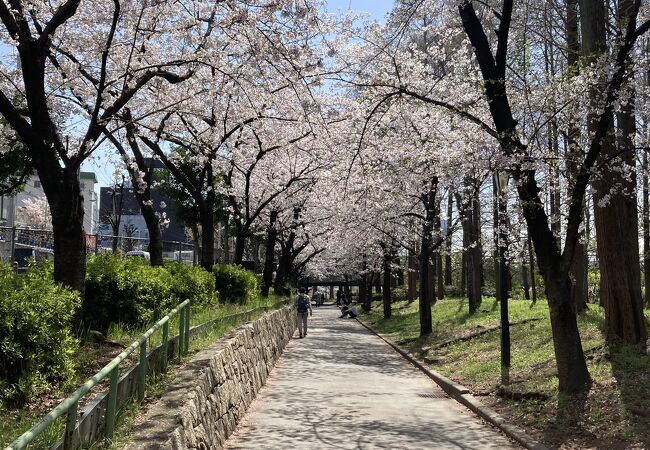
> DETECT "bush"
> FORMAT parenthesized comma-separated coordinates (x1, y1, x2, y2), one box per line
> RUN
(213, 264, 258, 304)
(165, 261, 216, 307)
(0, 264, 79, 406)
(84, 253, 176, 333)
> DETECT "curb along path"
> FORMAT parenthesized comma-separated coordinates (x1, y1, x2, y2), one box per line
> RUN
(224, 306, 522, 450)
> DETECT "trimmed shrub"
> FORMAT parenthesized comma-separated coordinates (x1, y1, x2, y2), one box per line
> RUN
(213, 264, 258, 304)
(0, 264, 79, 406)
(165, 261, 216, 307)
(84, 253, 175, 333)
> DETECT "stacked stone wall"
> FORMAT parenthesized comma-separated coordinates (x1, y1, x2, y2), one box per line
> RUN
(126, 306, 295, 450)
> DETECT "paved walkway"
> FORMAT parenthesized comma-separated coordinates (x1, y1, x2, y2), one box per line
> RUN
(224, 306, 521, 450)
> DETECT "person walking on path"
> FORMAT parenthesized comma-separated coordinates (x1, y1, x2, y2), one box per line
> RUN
(295, 287, 312, 338)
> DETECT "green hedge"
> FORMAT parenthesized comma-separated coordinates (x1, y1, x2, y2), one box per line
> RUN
(84, 254, 176, 332)
(213, 264, 258, 304)
(165, 261, 216, 308)
(0, 264, 79, 407)
(84, 255, 221, 333)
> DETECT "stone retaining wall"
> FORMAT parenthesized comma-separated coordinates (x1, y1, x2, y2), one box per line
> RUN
(126, 306, 295, 450)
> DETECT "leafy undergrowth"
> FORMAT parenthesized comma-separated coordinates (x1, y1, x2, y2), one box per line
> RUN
(0, 295, 285, 449)
(360, 297, 650, 450)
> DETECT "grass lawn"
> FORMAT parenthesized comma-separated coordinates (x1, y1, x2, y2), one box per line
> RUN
(360, 296, 650, 450)
(0, 295, 285, 449)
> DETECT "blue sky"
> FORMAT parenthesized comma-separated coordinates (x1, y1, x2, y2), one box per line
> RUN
(324, 0, 393, 21)
(82, 0, 394, 188)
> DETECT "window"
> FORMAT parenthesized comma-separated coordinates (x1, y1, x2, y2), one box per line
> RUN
(34, 180, 41, 188)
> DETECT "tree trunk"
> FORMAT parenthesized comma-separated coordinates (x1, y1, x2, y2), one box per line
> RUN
(445, 191, 453, 285)
(233, 222, 246, 264)
(493, 177, 501, 302)
(521, 248, 530, 300)
(47, 168, 86, 302)
(191, 223, 200, 266)
(118, 112, 164, 266)
(468, 179, 482, 314)
(141, 206, 164, 266)
(199, 198, 215, 270)
(261, 210, 278, 297)
(434, 195, 445, 299)
(582, 0, 647, 347)
(222, 214, 230, 263)
(360, 272, 369, 311)
(528, 236, 537, 304)
(419, 200, 434, 335)
(641, 118, 650, 307)
(407, 247, 418, 302)
(566, 0, 588, 312)
(644, 39, 650, 308)
(382, 245, 392, 319)
(457, 1, 598, 394)
(547, 278, 593, 393)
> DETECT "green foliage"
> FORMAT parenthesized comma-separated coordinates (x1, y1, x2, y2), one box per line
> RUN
(392, 285, 407, 301)
(84, 253, 176, 333)
(0, 264, 79, 407)
(164, 261, 217, 307)
(0, 114, 32, 196)
(213, 264, 259, 304)
(154, 147, 229, 229)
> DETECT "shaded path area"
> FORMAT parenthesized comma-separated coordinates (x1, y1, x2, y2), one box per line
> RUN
(224, 306, 521, 450)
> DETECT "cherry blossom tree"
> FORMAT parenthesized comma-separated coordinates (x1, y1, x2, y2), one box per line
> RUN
(0, 0, 205, 296)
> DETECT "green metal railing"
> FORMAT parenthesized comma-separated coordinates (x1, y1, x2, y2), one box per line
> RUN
(6, 300, 191, 450)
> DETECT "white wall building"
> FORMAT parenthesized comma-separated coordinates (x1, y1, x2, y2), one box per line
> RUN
(0, 171, 98, 232)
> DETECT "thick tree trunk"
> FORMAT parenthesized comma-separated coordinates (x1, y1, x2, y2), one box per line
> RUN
(419, 218, 433, 336)
(565, 0, 588, 312)
(583, 0, 647, 347)
(261, 210, 278, 297)
(547, 278, 593, 393)
(47, 168, 86, 303)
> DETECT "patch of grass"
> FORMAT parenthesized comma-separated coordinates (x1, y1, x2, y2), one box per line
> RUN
(360, 297, 650, 449)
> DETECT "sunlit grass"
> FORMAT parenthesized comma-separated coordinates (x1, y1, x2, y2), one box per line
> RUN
(360, 296, 650, 448)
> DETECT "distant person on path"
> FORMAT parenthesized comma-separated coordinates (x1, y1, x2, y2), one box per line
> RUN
(336, 289, 342, 306)
(339, 303, 358, 319)
(295, 287, 312, 338)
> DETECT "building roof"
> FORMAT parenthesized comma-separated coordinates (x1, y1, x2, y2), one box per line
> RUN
(80, 171, 97, 183)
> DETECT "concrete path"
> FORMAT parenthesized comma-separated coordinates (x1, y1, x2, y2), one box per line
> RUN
(224, 306, 521, 450)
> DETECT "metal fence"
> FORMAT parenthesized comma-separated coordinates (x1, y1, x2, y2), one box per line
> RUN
(5, 299, 288, 450)
(6, 300, 192, 450)
(0, 226, 196, 266)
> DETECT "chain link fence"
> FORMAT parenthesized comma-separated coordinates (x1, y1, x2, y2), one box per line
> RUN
(0, 226, 196, 267)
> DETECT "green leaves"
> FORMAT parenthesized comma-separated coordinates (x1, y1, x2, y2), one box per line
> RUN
(0, 264, 79, 407)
